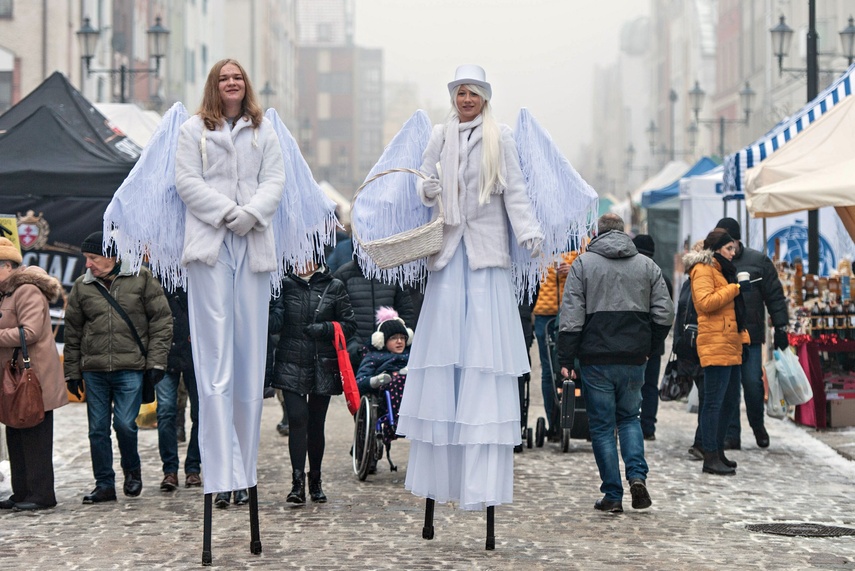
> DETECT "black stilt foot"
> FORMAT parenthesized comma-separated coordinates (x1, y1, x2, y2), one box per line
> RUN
(249, 485, 262, 555)
(485, 506, 495, 550)
(422, 498, 435, 540)
(202, 492, 213, 566)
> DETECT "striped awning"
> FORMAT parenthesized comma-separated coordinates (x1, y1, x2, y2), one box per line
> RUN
(723, 63, 855, 194)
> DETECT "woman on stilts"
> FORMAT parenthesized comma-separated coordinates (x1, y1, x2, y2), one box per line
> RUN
(395, 65, 543, 549)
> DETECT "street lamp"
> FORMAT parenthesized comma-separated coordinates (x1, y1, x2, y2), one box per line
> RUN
(841, 16, 855, 66)
(77, 16, 170, 103)
(259, 81, 276, 109)
(770, 13, 855, 76)
(688, 80, 754, 159)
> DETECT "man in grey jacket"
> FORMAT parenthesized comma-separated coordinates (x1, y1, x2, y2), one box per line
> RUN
(557, 214, 673, 513)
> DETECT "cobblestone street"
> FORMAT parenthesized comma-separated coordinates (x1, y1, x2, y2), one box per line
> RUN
(2, 363, 855, 570)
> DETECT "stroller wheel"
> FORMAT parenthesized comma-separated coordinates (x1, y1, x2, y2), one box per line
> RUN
(535, 417, 546, 448)
(561, 428, 570, 453)
(526, 427, 533, 449)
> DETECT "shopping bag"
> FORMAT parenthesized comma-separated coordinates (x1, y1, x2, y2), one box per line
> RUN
(333, 322, 360, 415)
(773, 348, 813, 406)
(659, 353, 692, 402)
(764, 359, 787, 419)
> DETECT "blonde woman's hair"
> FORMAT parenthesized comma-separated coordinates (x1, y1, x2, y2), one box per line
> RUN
(198, 59, 263, 131)
(451, 84, 505, 205)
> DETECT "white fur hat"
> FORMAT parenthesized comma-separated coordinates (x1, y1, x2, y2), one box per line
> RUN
(447, 64, 492, 100)
(371, 306, 414, 349)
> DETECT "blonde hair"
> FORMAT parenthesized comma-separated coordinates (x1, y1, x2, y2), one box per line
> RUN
(198, 59, 263, 131)
(451, 84, 505, 205)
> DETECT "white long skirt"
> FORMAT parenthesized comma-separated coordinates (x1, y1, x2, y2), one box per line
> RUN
(397, 244, 528, 510)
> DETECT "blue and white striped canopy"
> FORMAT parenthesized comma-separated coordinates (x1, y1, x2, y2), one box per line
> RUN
(723, 63, 855, 194)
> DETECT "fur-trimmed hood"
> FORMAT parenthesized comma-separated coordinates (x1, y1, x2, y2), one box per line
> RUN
(682, 248, 716, 274)
(1, 265, 63, 303)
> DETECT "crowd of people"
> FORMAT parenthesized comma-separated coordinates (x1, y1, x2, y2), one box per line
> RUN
(0, 60, 789, 541)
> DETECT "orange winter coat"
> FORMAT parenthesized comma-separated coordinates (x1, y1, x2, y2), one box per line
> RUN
(685, 249, 750, 368)
(533, 251, 578, 316)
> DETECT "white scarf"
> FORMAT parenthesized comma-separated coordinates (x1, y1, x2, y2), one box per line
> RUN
(439, 115, 483, 226)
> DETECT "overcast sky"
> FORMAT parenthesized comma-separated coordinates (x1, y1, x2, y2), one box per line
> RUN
(353, 0, 649, 164)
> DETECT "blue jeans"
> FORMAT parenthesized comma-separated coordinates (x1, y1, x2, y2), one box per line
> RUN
(83, 370, 143, 489)
(700, 365, 741, 452)
(640, 353, 662, 438)
(156, 369, 201, 475)
(725, 344, 764, 444)
(581, 363, 648, 501)
(534, 315, 558, 430)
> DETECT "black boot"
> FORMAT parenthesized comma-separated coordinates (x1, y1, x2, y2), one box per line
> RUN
(719, 450, 737, 469)
(307, 471, 327, 503)
(123, 469, 143, 497)
(286, 470, 305, 504)
(702, 450, 736, 475)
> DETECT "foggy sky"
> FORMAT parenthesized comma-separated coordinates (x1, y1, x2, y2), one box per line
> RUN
(353, 0, 649, 165)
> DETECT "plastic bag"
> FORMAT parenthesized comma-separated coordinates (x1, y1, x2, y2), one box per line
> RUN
(773, 348, 813, 406)
(764, 359, 788, 419)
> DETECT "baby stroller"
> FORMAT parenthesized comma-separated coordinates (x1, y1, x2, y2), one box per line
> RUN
(534, 316, 590, 451)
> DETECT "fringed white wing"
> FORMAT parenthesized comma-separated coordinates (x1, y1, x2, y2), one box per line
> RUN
(351, 109, 433, 287)
(103, 102, 190, 291)
(264, 109, 338, 289)
(513, 108, 599, 301)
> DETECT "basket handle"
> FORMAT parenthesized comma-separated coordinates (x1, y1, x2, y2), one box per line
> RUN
(351, 167, 445, 243)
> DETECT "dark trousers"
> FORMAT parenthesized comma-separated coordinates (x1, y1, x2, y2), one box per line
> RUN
(6, 410, 56, 507)
(640, 353, 662, 437)
(282, 391, 331, 473)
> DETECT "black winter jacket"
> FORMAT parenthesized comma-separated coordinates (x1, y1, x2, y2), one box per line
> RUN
(333, 260, 415, 369)
(269, 268, 357, 395)
(732, 244, 789, 345)
(165, 288, 194, 372)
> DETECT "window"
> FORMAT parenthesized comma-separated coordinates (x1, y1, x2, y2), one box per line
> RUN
(0, 71, 11, 113)
(0, 0, 11, 18)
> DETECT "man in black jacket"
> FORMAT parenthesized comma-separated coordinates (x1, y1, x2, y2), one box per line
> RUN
(334, 259, 416, 371)
(715, 218, 790, 450)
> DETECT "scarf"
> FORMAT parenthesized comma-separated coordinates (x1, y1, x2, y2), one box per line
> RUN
(714, 252, 748, 333)
(439, 114, 483, 226)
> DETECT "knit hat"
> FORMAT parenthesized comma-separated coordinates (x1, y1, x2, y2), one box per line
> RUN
(0, 237, 22, 265)
(371, 306, 413, 349)
(715, 217, 741, 241)
(632, 234, 655, 257)
(80, 231, 114, 257)
(448, 64, 492, 100)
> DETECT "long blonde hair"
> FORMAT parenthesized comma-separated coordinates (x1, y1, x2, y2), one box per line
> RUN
(452, 84, 505, 204)
(198, 59, 263, 131)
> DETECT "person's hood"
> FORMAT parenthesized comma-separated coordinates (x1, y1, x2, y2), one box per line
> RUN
(1, 265, 63, 302)
(587, 230, 637, 260)
(682, 248, 716, 273)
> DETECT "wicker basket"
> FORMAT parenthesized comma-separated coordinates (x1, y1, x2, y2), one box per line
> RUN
(351, 168, 444, 269)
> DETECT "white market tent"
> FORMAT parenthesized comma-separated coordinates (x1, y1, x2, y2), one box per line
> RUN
(94, 103, 161, 147)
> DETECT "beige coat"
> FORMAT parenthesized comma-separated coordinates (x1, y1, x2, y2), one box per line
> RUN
(0, 266, 68, 412)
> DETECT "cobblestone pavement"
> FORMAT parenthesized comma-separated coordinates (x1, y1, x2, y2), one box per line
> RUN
(2, 364, 855, 570)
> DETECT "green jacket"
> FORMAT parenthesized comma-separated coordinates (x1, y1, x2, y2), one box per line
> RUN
(63, 261, 172, 377)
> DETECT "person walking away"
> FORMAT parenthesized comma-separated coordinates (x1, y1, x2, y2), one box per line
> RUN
(632, 234, 673, 441)
(557, 214, 673, 513)
(714, 218, 789, 450)
(0, 240, 68, 510)
(683, 228, 751, 475)
(64, 231, 172, 503)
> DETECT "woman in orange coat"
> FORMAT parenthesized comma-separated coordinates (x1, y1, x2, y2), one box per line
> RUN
(683, 229, 750, 476)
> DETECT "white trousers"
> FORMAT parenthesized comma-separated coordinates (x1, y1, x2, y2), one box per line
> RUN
(186, 234, 270, 494)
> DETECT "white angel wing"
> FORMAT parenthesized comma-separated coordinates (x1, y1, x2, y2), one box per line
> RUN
(351, 109, 433, 287)
(103, 102, 190, 291)
(264, 109, 338, 289)
(513, 108, 599, 301)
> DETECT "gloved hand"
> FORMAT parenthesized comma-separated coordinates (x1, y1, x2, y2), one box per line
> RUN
(398, 367, 408, 376)
(263, 386, 276, 399)
(774, 327, 790, 350)
(523, 237, 543, 259)
(421, 177, 442, 199)
(303, 323, 330, 340)
(737, 271, 752, 292)
(145, 369, 165, 385)
(66, 378, 84, 399)
(369, 373, 392, 389)
(225, 207, 258, 237)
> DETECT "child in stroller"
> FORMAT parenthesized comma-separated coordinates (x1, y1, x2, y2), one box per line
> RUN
(355, 307, 413, 474)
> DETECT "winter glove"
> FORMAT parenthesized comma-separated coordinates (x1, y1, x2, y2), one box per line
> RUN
(398, 367, 408, 376)
(774, 327, 790, 351)
(369, 373, 392, 389)
(523, 237, 543, 259)
(737, 271, 752, 292)
(66, 378, 84, 399)
(225, 207, 258, 237)
(422, 177, 441, 199)
(303, 323, 330, 340)
(263, 386, 276, 399)
(145, 369, 165, 385)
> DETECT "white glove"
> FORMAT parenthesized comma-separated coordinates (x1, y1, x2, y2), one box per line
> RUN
(398, 367, 408, 376)
(225, 207, 258, 237)
(369, 373, 392, 389)
(523, 237, 543, 259)
(419, 177, 442, 205)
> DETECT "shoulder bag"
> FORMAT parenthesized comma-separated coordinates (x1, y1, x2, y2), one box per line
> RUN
(0, 326, 45, 429)
(659, 351, 693, 402)
(333, 322, 360, 415)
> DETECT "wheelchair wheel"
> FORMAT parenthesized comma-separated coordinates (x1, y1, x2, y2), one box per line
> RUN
(535, 417, 546, 448)
(526, 427, 533, 449)
(352, 396, 376, 481)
